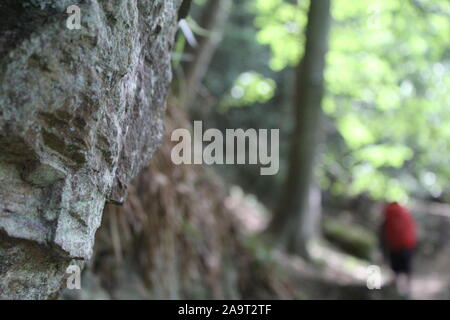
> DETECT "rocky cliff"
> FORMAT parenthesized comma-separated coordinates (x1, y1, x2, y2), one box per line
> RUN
(0, 0, 181, 299)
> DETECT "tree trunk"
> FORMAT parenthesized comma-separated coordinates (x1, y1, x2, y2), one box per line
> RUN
(270, 0, 331, 256)
(181, 0, 233, 108)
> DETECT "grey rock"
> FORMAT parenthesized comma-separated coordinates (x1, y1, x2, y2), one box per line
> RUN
(0, 0, 181, 299)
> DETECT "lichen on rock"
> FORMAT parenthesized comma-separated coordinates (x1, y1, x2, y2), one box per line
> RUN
(0, 0, 181, 299)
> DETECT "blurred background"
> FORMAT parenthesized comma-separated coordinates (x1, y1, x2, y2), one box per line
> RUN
(66, 0, 450, 300)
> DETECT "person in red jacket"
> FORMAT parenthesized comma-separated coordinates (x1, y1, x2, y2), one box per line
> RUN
(380, 202, 417, 296)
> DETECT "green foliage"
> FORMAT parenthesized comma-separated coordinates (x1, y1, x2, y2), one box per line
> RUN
(337, 114, 375, 149)
(220, 71, 276, 111)
(199, 0, 450, 204)
(355, 145, 413, 169)
(254, 0, 309, 70)
(254, 0, 450, 202)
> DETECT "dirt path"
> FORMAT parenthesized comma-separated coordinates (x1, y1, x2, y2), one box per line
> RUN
(411, 246, 450, 300)
(285, 241, 450, 299)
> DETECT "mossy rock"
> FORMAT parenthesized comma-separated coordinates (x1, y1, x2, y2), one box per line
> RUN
(322, 217, 377, 260)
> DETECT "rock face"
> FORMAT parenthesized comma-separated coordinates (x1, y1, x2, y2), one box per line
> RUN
(0, 0, 180, 299)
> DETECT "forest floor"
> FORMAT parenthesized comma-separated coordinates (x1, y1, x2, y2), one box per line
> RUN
(233, 190, 450, 300)
(411, 246, 450, 299)
(270, 241, 450, 300)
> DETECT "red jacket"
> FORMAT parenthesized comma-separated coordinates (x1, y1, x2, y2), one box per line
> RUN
(383, 202, 417, 250)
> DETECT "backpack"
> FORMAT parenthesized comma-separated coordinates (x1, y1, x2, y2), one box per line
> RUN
(384, 202, 417, 250)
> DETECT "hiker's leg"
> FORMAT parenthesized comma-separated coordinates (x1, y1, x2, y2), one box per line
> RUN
(396, 273, 412, 297)
(403, 249, 414, 297)
(404, 273, 412, 297)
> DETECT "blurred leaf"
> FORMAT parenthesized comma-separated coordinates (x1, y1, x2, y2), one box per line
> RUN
(220, 71, 276, 111)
